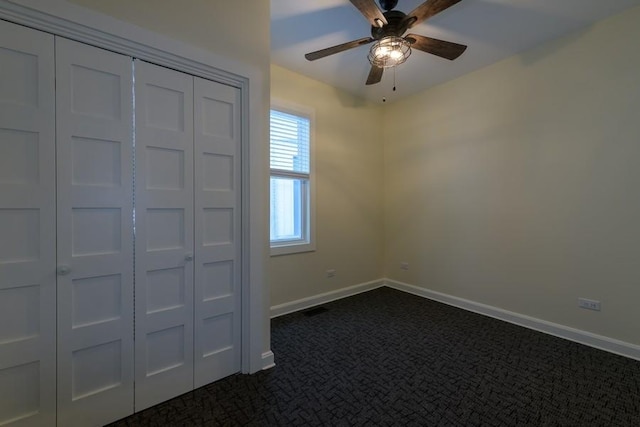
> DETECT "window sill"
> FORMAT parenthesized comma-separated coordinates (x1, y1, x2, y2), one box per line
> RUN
(270, 241, 315, 257)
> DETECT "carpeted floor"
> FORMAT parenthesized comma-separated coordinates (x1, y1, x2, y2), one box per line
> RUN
(109, 287, 640, 426)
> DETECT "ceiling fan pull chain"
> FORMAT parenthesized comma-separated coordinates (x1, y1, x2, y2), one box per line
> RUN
(393, 65, 397, 92)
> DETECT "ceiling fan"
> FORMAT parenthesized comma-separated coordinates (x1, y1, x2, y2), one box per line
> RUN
(305, 0, 467, 85)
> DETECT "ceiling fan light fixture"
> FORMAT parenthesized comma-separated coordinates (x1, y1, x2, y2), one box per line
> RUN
(368, 36, 411, 68)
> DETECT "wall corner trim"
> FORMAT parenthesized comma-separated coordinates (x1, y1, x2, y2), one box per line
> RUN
(384, 278, 640, 362)
(262, 351, 276, 370)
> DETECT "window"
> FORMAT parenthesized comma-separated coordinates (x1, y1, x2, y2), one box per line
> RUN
(270, 103, 315, 255)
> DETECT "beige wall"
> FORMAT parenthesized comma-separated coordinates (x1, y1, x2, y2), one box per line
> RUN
(68, 0, 269, 71)
(270, 65, 385, 306)
(384, 6, 640, 345)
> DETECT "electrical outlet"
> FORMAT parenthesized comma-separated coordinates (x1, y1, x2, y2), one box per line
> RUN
(326, 269, 336, 278)
(400, 262, 409, 271)
(578, 298, 601, 311)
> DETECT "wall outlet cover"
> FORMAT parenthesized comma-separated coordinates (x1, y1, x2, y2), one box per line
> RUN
(578, 298, 601, 311)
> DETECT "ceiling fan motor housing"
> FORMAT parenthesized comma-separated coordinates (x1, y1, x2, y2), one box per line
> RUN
(371, 10, 408, 39)
(378, 0, 398, 11)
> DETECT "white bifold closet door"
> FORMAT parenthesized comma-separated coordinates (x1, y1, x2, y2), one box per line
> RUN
(134, 60, 195, 410)
(55, 38, 134, 425)
(0, 20, 56, 427)
(0, 18, 241, 424)
(134, 60, 242, 408)
(193, 77, 242, 387)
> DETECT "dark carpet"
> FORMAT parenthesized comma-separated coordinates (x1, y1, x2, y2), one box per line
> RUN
(109, 287, 640, 426)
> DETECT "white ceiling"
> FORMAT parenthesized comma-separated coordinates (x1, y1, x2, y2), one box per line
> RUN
(271, 0, 640, 103)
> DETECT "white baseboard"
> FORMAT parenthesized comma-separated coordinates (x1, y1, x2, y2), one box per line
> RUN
(261, 351, 275, 370)
(268, 277, 640, 361)
(270, 279, 385, 318)
(385, 279, 640, 362)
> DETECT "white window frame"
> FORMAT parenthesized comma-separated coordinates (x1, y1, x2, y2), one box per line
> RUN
(270, 99, 316, 256)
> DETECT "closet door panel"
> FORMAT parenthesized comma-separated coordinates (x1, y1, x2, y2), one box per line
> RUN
(56, 37, 134, 427)
(134, 60, 195, 410)
(194, 78, 242, 387)
(0, 20, 56, 427)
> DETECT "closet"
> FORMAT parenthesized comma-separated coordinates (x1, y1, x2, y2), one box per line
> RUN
(0, 19, 242, 426)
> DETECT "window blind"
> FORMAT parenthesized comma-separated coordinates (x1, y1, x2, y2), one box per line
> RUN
(270, 109, 310, 174)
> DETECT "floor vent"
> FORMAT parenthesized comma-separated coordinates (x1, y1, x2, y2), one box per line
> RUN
(303, 307, 328, 317)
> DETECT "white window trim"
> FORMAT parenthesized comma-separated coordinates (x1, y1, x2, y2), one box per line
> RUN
(270, 99, 316, 256)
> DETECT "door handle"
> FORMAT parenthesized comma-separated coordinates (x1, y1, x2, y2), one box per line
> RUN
(185, 253, 194, 262)
(57, 265, 71, 276)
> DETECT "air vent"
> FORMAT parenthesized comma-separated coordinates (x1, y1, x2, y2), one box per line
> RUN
(303, 307, 328, 317)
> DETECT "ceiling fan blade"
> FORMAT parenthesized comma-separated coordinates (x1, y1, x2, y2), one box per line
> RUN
(305, 37, 374, 61)
(366, 65, 383, 85)
(405, 34, 467, 60)
(403, 0, 463, 29)
(349, 0, 388, 27)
